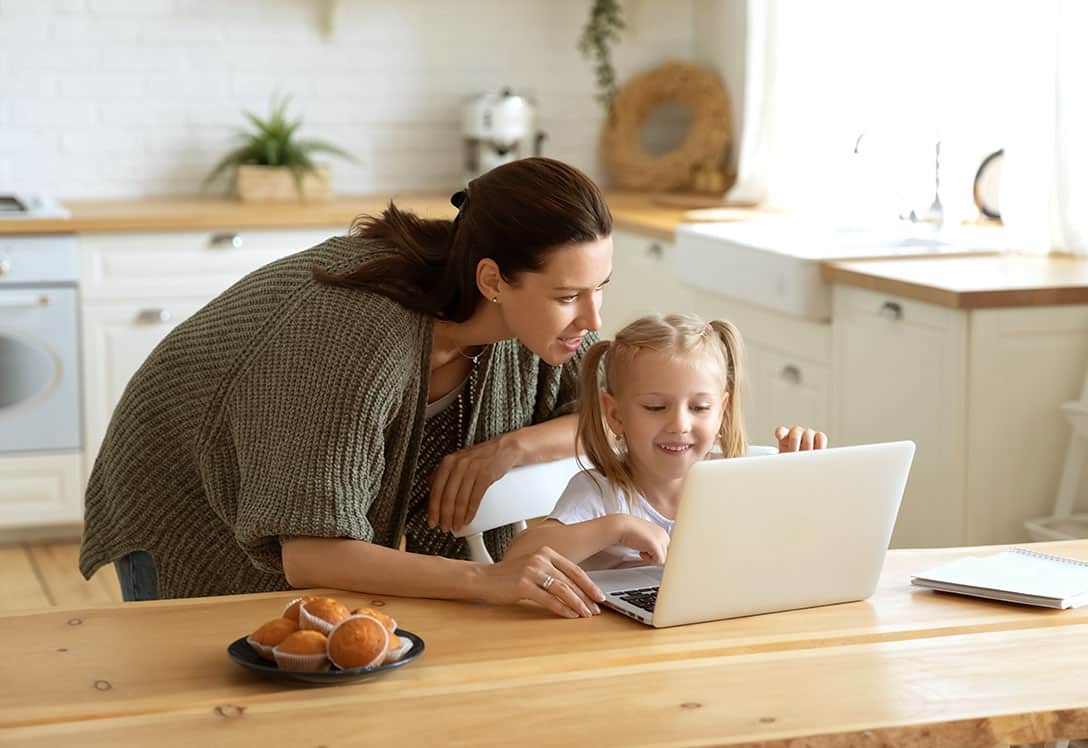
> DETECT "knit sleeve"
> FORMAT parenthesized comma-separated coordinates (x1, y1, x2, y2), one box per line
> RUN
(215, 288, 424, 573)
(533, 329, 600, 423)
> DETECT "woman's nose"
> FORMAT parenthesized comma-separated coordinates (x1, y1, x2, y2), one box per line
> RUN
(577, 295, 602, 332)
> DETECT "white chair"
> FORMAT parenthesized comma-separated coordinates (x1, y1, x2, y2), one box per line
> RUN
(452, 456, 583, 563)
(1025, 365, 1088, 541)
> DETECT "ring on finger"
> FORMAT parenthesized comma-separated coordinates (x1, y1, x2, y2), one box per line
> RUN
(541, 574, 556, 592)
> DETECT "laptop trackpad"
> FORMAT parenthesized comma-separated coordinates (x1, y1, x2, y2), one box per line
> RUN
(588, 565, 664, 594)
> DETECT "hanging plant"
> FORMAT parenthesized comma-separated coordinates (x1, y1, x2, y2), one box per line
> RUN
(578, 0, 625, 111)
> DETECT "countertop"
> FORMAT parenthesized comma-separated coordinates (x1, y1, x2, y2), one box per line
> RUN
(0, 191, 706, 243)
(823, 252, 1088, 309)
(3, 192, 1085, 309)
(3, 540, 1088, 746)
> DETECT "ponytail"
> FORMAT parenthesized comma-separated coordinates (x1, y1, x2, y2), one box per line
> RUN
(576, 340, 641, 501)
(708, 319, 748, 458)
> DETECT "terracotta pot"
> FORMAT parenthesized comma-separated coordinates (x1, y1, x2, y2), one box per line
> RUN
(235, 164, 332, 203)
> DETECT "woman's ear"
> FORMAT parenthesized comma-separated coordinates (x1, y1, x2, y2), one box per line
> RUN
(601, 391, 623, 437)
(476, 258, 503, 302)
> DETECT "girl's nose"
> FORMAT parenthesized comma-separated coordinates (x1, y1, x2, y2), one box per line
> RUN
(668, 408, 692, 433)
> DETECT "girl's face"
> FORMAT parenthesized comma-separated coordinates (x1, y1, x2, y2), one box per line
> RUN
(602, 349, 729, 484)
(496, 236, 613, 366)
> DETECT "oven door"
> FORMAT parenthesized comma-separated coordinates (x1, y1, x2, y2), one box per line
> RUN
(0, 286, 81, 452)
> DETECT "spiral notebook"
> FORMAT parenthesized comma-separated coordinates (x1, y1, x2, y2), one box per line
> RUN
(911, 548, 1088, 609)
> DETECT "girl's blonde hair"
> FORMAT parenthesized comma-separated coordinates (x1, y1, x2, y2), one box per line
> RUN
(577, 313, 747, 501)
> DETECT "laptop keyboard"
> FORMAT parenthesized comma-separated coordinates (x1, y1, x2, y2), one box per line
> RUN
(614, 586, 659, 613)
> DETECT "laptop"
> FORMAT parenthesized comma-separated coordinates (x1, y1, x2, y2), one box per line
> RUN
(588, 441, 915, 627)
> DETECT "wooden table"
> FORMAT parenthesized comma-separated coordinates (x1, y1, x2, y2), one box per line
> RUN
(3, 541, 1088, 747)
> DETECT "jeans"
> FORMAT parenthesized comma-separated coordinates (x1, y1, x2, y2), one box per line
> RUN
(114, 550, 160, 601)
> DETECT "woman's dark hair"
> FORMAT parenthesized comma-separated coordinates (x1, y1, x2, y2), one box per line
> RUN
(314, 157, 613, 322)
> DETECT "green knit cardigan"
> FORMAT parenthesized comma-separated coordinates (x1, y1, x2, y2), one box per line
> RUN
(79, 235, 592, 599)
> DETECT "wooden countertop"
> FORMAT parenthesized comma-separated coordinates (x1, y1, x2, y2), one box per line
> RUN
(3, 540, 1088, 746)
(0, 191, 707, 242)
(822, 252, 1088, 309)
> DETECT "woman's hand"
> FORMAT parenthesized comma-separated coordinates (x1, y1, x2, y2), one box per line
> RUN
(476, 545, 605, 619)
(615, 516, 670, 565)
(428, 435, 523, 533)
(774, 425, 829, 452)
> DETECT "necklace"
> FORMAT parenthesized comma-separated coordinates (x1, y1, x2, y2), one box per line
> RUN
(457, 344, 489, 364)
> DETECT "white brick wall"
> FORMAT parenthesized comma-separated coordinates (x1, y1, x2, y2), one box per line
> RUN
(0, 0, 697, 199)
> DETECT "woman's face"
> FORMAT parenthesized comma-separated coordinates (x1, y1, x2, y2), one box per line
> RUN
(497, 236, 613, 365)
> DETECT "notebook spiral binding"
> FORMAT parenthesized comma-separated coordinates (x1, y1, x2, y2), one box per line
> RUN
(1012, 547, 1088, 567)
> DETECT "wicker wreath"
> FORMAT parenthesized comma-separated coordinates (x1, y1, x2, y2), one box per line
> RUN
(601, 61, 733, 191)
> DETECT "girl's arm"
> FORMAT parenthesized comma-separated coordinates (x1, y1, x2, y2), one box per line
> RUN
(505, 515, 669, 566)
(281, 536, 604, 619)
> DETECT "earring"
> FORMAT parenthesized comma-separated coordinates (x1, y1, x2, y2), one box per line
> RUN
(490, 296, 499, 303)
(615, 433, 626, 452)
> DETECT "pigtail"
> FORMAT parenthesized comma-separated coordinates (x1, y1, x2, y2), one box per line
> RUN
(576, 340, 640, 501)
(709, 319, 748, 458)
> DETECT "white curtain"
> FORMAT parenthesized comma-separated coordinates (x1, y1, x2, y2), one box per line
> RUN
(723, 0, 1088, 254)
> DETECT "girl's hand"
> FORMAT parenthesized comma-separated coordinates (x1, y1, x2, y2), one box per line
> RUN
(477, 545, 605, 619)
(774, 425, 829, 452)
(615, 516, 670, 565)
(428, 435, 522, 533)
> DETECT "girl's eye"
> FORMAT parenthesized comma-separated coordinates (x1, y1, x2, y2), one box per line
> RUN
(642, 405, 666, 412)
(691, 405, 712, 412)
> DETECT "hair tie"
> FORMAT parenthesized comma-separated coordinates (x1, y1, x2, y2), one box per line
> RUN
(705, 322, 713, 332)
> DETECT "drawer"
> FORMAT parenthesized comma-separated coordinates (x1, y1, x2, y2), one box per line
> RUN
(0, 452, 83, 527)
(80, 227, 343, 300)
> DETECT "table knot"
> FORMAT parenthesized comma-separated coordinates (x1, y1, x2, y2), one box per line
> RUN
(214, 704, 247, 719)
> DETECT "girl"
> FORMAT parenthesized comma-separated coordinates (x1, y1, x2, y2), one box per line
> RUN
(505, 313, 827, 571)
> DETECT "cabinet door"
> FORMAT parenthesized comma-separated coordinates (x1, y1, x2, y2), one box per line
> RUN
(81, 299, 208, 476)
(832, 287, 967, 548)
(0, 453, 83, 526)
(602, 232, 693, 337)
(751, 347, 830, 448)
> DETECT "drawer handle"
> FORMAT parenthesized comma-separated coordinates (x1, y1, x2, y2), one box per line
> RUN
(646, 242, 664, 259)
(879, 301, 903, 320)
(0, 293, 50, 308)
(780, 364, 803, 385)
(209, 232, 244, 249)
(0, 256, 10, 276)
(135, 308, 172, 324)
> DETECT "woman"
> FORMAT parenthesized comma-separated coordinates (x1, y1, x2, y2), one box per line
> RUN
(79, 157, 611, 620)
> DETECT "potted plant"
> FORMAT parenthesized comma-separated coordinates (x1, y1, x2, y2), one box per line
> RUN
(204, 95, 355, 203)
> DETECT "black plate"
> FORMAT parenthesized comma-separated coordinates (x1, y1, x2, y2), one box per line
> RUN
(227, 628, 425, 685)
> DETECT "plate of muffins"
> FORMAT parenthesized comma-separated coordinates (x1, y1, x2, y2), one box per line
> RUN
(228, 595, 424, 684)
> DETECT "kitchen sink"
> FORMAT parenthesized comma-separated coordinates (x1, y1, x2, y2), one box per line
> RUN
(673, 217, 1001, 321)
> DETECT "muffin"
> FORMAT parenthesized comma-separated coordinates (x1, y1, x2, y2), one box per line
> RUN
(383, 631, 414, 665)
(351, 607, 396, 633)
(299, 597, 350, 635)
(246, 617, 299, 661)
(327, 615, 389, 670)
(281, 595, 319, 625)
(273, 630, 330, 672)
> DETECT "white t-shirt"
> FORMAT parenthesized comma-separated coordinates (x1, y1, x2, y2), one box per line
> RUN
(547, 446, 779, 571)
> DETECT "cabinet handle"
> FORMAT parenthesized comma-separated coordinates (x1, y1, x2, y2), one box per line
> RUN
(209, 232, 244, 249)
(0, 256, 11, 276)
(0, 293, 50, 308)
(780, 364, 803, 385)
(646, 242, 664, 259)
(879, 301, 903, 320)
(135, 308, 172, 324)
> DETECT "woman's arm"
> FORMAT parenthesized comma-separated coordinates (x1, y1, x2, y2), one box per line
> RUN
(504, 515, 669, 566)
(281, 536, 605, 619)
(429, 414, 579, 532)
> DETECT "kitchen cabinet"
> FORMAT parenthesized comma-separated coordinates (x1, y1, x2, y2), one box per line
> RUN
(601, 231, 693, 337)
(690, 290, 832, 449)
(79, 227, 341, 483)
(832, 285, 1088, 548)
(0, 453, 82, 529)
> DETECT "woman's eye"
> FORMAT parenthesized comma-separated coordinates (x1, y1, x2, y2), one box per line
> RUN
(557, 295, 578, 304)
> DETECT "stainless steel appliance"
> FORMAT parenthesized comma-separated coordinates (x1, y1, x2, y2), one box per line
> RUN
(461, 88, 546, 181)
(0, 236, 81, 453)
